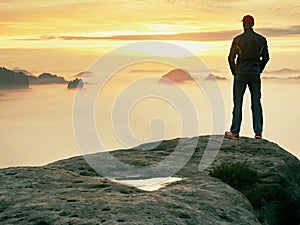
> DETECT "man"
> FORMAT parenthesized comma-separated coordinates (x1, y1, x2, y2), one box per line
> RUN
(225, 15, 269, 140)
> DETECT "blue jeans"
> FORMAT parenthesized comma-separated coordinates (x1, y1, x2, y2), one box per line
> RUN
(230, 74, 263, 135)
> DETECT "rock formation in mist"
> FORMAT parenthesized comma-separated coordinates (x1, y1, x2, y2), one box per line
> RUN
(67, 78, 84, 89)
(0, 67, 69, 89)
(0, 136, 299, 224)
(73, 71, 93, 78)
(159, 68, 194, 83)
(12, 67, 35, 77)
(0, 67, 29, 89)
(265, 68, 299, 75)
(29, 73, 67, 85)
(205, 73, 227, 81)
(159, 69, 227, 84)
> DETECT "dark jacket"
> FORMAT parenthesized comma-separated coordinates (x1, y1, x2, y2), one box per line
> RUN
(228, 28, 269, 76)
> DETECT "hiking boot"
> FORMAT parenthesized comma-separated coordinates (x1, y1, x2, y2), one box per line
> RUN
(255, 134, 262, 139)
(225, 131, 240, 140)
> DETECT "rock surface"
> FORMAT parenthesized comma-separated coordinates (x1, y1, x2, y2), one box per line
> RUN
(0, 136, 299, 225)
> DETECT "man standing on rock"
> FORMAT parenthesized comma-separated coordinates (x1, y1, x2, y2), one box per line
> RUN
(226, 15, 269, 140)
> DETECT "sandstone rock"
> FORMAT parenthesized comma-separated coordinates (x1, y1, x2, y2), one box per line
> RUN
(0, 136, 299, 225)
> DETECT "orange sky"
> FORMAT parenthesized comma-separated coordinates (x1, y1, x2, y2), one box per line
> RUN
(1, 0, 300, 78)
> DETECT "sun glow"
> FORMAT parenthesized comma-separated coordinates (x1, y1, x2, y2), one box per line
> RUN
(169, 41, 211, 56)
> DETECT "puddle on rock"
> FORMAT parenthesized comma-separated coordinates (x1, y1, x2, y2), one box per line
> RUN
(112, 177, 183, 191)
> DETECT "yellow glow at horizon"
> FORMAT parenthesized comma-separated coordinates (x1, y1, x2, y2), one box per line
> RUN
(146, 23, 201, 33)
(123, 41, 211, 58)
(169, 41, 211, 56)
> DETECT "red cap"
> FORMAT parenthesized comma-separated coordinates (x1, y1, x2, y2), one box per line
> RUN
(242, 15, 254, 23)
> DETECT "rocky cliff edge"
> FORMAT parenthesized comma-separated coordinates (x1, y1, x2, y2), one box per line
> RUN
(0, 136, 299, 225)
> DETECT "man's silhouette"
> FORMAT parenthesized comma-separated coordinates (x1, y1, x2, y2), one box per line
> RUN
(226, 15, 269, 140)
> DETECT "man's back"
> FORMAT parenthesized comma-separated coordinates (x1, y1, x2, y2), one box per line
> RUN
(228, 28, 269, 76)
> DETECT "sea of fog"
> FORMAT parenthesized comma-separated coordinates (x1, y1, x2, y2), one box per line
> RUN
(0, 79, 299, 168)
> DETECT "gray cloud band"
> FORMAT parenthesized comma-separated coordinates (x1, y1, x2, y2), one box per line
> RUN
(72, 41, 225, 179)
(18, 26, 300, 42)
